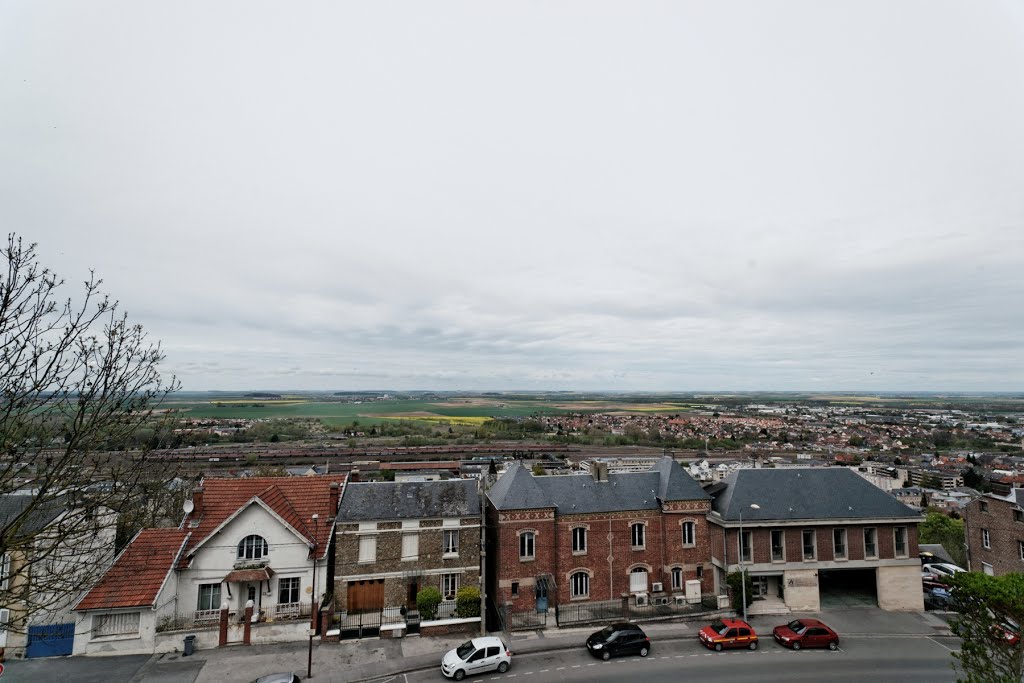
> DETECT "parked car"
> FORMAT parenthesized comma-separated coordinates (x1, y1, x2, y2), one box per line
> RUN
(585, 623, 651, 660)
(441, 637, 512, 680)
(772, 618, 840, 650)
(251, 675, 301, 683)
(923, 563, 966, 579)
(698, 618, 758, 651)
(922, 568, 949, 590)
(924, 585, 958, 611)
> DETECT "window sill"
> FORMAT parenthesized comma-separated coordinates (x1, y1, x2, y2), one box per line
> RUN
(91, 632, 141, 643)
(520, 557, 535, 563)
(631, 546, 645, 552)
(572, 550, 587, 556)
(570, 595, 590, 601)
(443, 553, 459, 559)
(682, 544, 695, 549)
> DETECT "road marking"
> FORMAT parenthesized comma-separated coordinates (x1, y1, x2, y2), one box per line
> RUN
(926, 636, 957, 653)
(555, 667, 565, 671)
(587, 663, 596, 666)
(571, 664, 581, 668)
(539, 670, 549, 673)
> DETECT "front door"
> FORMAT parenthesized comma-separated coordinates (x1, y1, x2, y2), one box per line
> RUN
(535, 581, 548, 613)
(407, 580, 419, 608)
(752, 576, 768, 598)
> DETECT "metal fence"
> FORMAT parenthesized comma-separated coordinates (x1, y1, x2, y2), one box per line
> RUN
(156, 601, 315, 633)
(544, 595, 722, 628)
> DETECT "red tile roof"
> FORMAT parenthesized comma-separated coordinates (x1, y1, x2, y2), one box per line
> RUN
(178, 475, 343, 569)
(76, 528, 189, 611)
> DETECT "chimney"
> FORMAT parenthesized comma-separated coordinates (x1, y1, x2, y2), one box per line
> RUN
(329, 482, 340, 516)
(591, 461, 608, 482)
(349, 468, 360, 483)
(192, 487, 204, 518)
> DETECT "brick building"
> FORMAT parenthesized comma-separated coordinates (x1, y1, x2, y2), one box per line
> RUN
(334, 478, 481, 615)
(964, 489, 1024, 576)
(707, 468, 923, 612)
(484, 457, 713, 619)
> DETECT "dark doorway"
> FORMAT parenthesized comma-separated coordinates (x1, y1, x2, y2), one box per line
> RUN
(818, 568, 878, 608)
(407, 580, 419, 608)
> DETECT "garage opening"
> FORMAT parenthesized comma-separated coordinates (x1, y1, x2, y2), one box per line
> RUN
(817, 568, 877, 608)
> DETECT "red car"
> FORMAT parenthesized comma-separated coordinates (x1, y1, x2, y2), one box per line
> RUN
(698, 618, 758, 651)
(772, 619, 840, 651)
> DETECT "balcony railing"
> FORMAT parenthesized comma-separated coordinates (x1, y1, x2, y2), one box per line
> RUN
(157, 601, 315, 633)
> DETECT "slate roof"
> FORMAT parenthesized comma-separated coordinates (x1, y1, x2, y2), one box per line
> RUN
(487, 457, 709, 513)
(76, 528, 189, 611)
(178, 475, 343, 567)
(0, 493, 68, 536)
(711, 468, 921, 521)
(337, 479, 479, 521)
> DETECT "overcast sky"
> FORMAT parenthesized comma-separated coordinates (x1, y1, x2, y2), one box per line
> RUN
(2, 1, 1023, 392)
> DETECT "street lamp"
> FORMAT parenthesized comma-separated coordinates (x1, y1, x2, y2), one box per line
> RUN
(739, 503, 760, 623)
(308, 513, 319, 679)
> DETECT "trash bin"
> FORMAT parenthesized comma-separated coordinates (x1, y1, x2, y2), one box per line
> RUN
(183, 635, 196, 656)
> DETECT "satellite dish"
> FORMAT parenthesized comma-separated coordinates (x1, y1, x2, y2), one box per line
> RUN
(183, 499, 195, 514)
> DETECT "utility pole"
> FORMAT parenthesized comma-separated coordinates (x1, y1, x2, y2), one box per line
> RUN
(480, 507, 487, 636)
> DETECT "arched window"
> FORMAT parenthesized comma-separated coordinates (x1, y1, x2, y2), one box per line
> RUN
(631, 522, 646, 549)
(682, 521, 696, 546)
(238, 535, 268, 560)
(519, 531, 536, 560)
(570, 571, 590, 598)
(671, 567, 683, 590)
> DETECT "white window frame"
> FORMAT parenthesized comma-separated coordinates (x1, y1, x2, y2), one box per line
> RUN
(771, 529, 785, 562)
(0, 552, 10, 591)
(401, 533, 419, 562)
(94, 611, 141, 637)
(893, 527, 908, 558)
(833, 528, 847, 560)
(739, 530, 753, 563)
(443, 529, 459, 556)
(1019, 541, 1024, 561)
(631, 522, 646, 550)
(682, 521, 696, 547)
(198, 583, 221, 611)
(358, 535, 377, 563)
(802, 529, 816, 561)
(572, 527, 587, 554)
(441, 573, 459, 600)
(570, 571, 590, 598)
(864, 527, 878, 559)
(671, 567, 683, 590)
(982, 528, 991, 549)
(279, 577, 300, 605)
(519, 531, 536, 561)
(0, 608, 8, 648)
(237, 535, 268, 561)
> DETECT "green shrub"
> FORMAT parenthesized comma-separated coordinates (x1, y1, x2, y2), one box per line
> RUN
(417, 586, 442, 620)
(455, 586, 481, 618)
(726, 571, 753, 613)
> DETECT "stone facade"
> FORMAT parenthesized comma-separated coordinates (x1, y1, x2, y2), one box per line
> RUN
(334, 516, 481, 611)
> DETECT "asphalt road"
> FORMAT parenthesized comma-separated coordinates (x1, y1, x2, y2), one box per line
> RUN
(395, 634, 960, 683)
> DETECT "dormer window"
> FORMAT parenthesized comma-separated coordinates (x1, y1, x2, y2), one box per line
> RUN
(238, 535, 268, 561)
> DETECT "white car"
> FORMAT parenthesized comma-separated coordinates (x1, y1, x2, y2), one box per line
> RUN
(441, 636, 512, 680)
(923, 563, 966, 579)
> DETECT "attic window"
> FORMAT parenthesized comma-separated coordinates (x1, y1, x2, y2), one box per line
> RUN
(238, 535, 268, 561)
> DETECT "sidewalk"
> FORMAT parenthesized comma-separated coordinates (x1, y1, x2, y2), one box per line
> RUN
(182, 607, 952, 683)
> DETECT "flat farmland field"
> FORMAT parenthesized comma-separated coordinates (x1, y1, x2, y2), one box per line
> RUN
(160, 395, 574, 427)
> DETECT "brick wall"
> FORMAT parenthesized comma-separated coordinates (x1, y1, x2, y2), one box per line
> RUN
(966, 496, 1024, 575)
(491, 501, 714, 610)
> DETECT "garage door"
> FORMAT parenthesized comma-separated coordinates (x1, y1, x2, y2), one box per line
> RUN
(26, 622, 75, 658)
(817, 568, 878, 608)
(347, 579, 385, 612)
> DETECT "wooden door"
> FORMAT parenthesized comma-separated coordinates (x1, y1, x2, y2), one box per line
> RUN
(348, 578, 385, 612)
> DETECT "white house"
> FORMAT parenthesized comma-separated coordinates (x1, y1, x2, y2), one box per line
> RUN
(0, 493, 117, 658)
(73, 475, 343, 655)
